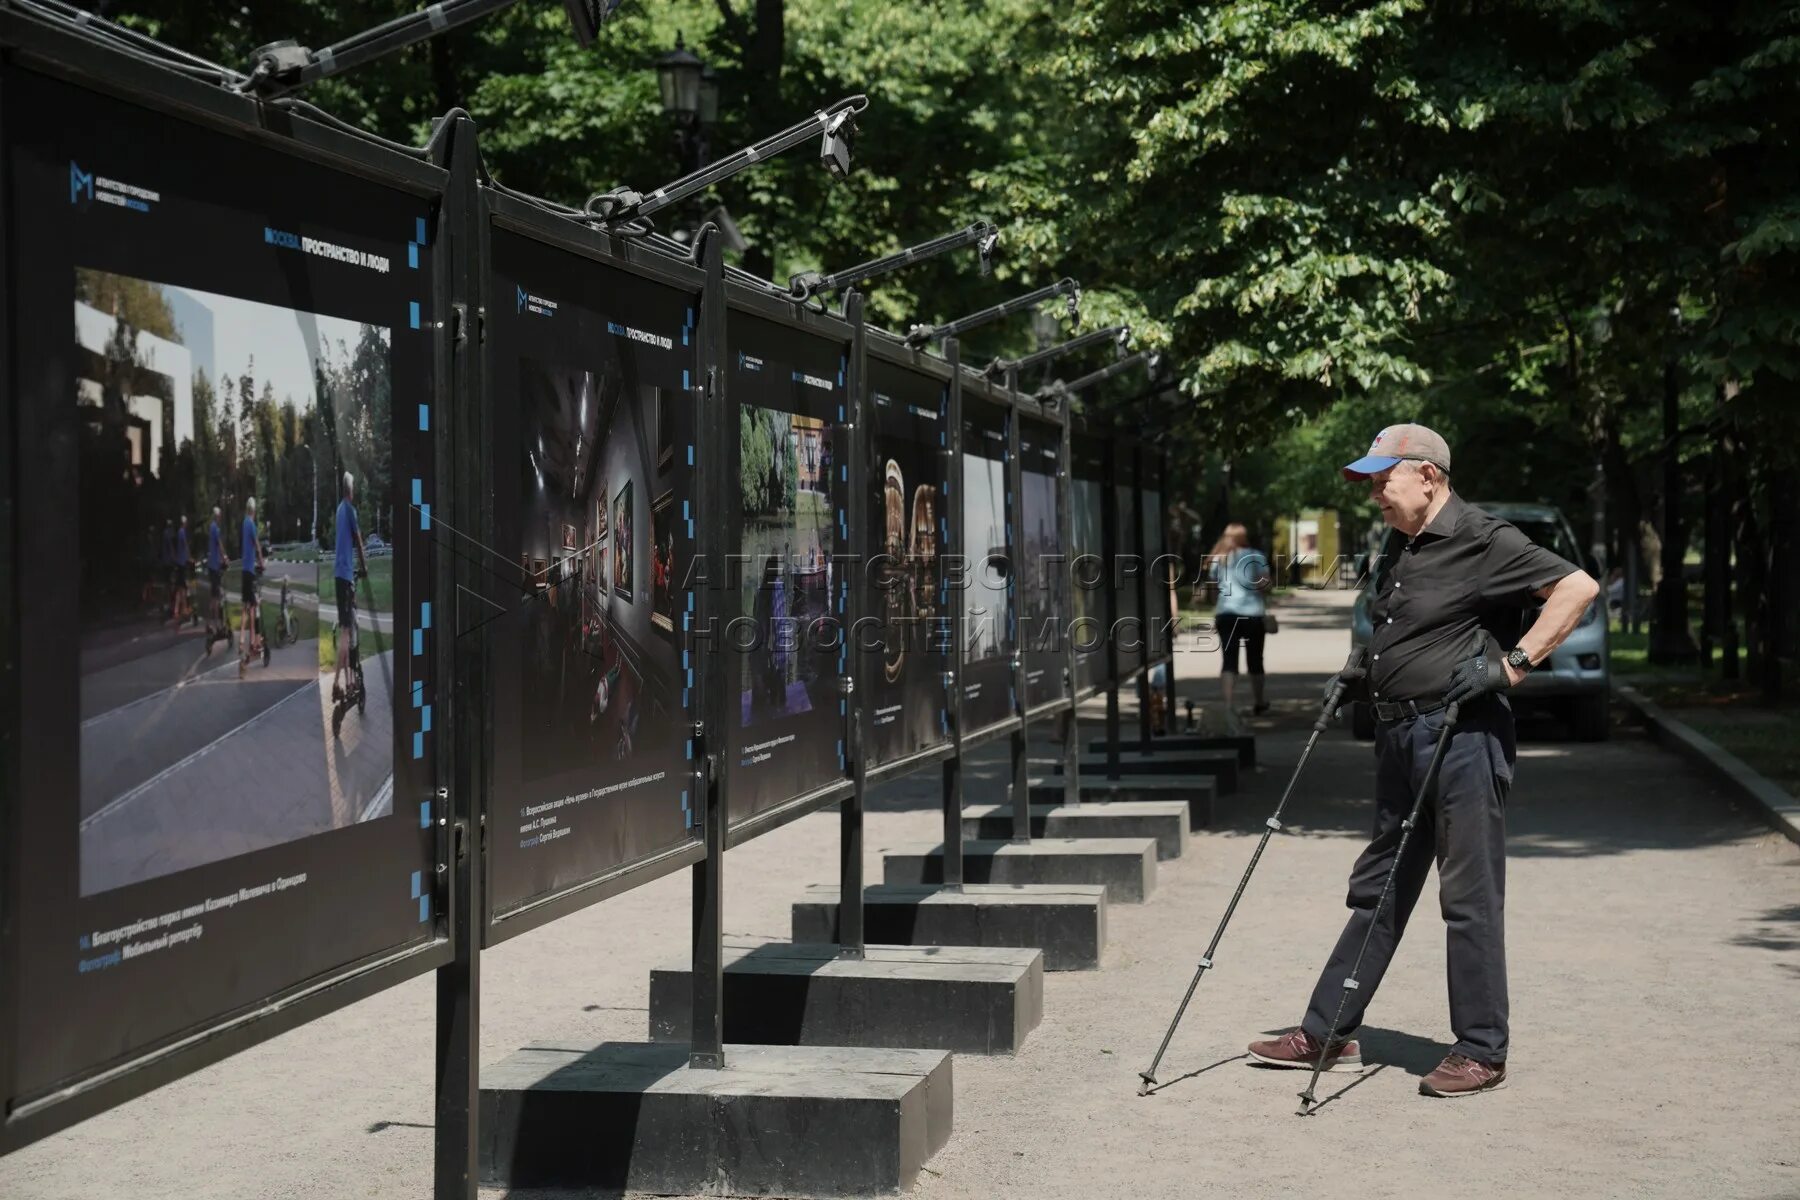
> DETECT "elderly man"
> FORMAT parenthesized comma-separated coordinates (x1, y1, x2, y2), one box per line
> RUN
(1248, 424, 1600, 1097)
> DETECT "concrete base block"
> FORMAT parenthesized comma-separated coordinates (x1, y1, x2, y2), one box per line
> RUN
(1087, 733, 1256, 767)
(793, 883, 1106, 971)
(1028, 775, 1216, 830)
(962, 801, 1191, 861)
(479, 1041, 952, 1195)
(1052, 750, 1240, 793)
(647, 939, 1044, 1055)
(882, 837, 1157, 903)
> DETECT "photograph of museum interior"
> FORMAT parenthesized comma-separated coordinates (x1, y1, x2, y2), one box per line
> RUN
(518, 359, 680, 782)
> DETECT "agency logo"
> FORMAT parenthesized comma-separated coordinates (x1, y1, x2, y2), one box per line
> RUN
(516, 285, 557, 317)
(70, 161, 93, 205)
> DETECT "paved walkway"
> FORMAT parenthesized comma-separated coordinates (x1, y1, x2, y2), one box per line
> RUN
(4, 590, 1796, 1198)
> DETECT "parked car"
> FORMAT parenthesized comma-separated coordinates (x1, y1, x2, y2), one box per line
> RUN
(1348, 501, 1609, 741)
(365, 533, 391, 557)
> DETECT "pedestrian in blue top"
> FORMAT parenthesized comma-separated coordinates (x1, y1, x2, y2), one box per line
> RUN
(1207, 521, 1273, 717)
(206, 506, 230, 647)
(239, 496, 266, 674)
(332, 472, 369, 702)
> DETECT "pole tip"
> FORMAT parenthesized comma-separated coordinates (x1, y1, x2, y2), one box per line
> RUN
(1137, 1073, 1156, 1096)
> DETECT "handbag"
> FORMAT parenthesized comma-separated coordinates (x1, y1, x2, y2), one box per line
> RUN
(1264, 612, 1280, 635)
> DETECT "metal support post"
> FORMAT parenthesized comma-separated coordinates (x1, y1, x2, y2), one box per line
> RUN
(941, 338, 966, 888)
(1005, 380, 1030, 842)
(839, 290, 867, 956)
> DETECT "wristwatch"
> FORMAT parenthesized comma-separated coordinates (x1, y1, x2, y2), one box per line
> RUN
(1506, 647, 1534, 674)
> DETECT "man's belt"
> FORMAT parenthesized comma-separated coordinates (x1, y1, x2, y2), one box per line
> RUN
(1371, 697, 1449, 722)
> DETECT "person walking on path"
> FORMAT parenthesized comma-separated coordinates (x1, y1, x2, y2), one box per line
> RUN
(331, 472, 369, 703)
(1208, 522, 1273, 718)
(1247, 424, 1600, 1098)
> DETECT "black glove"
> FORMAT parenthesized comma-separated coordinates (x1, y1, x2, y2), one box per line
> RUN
(1320, 647, 1370, 713)
(1444, 632, 1509, 707)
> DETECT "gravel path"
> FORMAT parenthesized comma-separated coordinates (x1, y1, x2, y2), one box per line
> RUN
(4, 589, 1796, 1199)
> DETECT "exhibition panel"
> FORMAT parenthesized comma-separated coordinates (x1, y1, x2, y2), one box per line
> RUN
(724, 307, 852, 826)
(1113, 442, 1143, 682)
(484, 227, 704, 924)
(1, 55, 447, 1144)
(958, 385, 1014, 736)
(1070, 437, 1107, 696)
(863, 352, 952, 767)
(1017, 416, 1067, 709)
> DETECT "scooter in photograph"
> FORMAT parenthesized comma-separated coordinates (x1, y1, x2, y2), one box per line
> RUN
(332, 568, 367, 738)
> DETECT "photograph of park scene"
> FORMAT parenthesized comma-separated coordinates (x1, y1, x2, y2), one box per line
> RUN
(517, 362, 678, 783)
(74, 268, 394, 898)
(737, 405, 835, 731)
(1071, 467, 1105, 691)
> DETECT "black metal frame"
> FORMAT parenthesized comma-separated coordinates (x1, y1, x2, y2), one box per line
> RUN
(0, 8, 455, 1157)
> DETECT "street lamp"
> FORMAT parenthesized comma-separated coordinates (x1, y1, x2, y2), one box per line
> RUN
(656, 35, 704, 122)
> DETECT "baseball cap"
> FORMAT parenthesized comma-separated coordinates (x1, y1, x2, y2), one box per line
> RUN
(1342, 423, 1452, 481)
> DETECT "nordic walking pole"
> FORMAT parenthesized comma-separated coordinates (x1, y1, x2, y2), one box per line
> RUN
(1295, 632, 1485, 1115)
(1136, 645, 1369, 1096)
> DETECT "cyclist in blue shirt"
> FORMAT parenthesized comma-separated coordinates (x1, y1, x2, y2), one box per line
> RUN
(332, 471, 369, 702)
(239, 496, 266, 674)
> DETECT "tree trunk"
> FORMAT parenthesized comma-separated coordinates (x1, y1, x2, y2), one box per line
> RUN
(1765, 467, 1796, 703)
(1648, 356, 1697, 663)
(1736, 491, 1764, 682)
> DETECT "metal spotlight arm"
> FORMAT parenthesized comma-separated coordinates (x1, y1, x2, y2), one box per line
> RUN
(986, 324, 1129, 378)
(241, 0, 615, 98)
(589, 95, 870, 226)
(789, 221, 999, 302)
(905, 277, 1079, 349)
(1038, 350, 1154, 400)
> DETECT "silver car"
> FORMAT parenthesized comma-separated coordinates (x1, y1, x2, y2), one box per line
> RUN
(1347, 501, 1609, 741)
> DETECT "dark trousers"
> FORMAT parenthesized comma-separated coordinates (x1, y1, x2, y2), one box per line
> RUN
(1301, 698, 1515, 1063)
(1219, 615, 1265, 674)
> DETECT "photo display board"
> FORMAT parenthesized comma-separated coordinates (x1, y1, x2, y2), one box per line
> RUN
(865, 357, 950, 766)
(959, 394, 1014, 734)
(1018, 417, 1067, 708)
(484, 230, 701, 920)
(1113, 443, 1144, 681)
(5, 67, 439, 1106)
(1141, 455, 1170, 664)
(726, 312, 850, 824)
(1071, 437, 1107, 693)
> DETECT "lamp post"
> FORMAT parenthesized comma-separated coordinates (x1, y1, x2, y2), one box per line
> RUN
(655, 35, 717, 240)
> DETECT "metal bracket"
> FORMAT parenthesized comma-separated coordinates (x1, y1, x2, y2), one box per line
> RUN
(1266, 817, 1283, 832)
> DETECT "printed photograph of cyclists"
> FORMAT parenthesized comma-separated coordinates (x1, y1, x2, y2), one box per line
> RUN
(74, 268, 394, 897)
(960, 413, 1014, 731)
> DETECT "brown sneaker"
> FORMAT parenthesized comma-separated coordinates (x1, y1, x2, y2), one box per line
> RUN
(1247, 1028, 1362, 1072)
(1420, 1053, 1507, 1097)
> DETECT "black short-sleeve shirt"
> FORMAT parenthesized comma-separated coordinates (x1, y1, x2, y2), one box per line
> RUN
(1366, 494, 1579, 703)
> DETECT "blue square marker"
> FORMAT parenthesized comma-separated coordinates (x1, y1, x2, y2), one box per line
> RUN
(412, 680, 423, 708)
(411, 870, 422, 899)
(419, 504, 431, 531)
(412, 478, 423, 505)
(422, 705, 433, 733)
(413, 629, 423, 656)
(418, 404, 430, 431)
(408, 243, 419, 269)
(418, 895, 431, 923)
(413, 732, 424, 759)
(421, 602, 432, 629)
(409, 301, 421, 329)
(416, 216, 427, 243)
